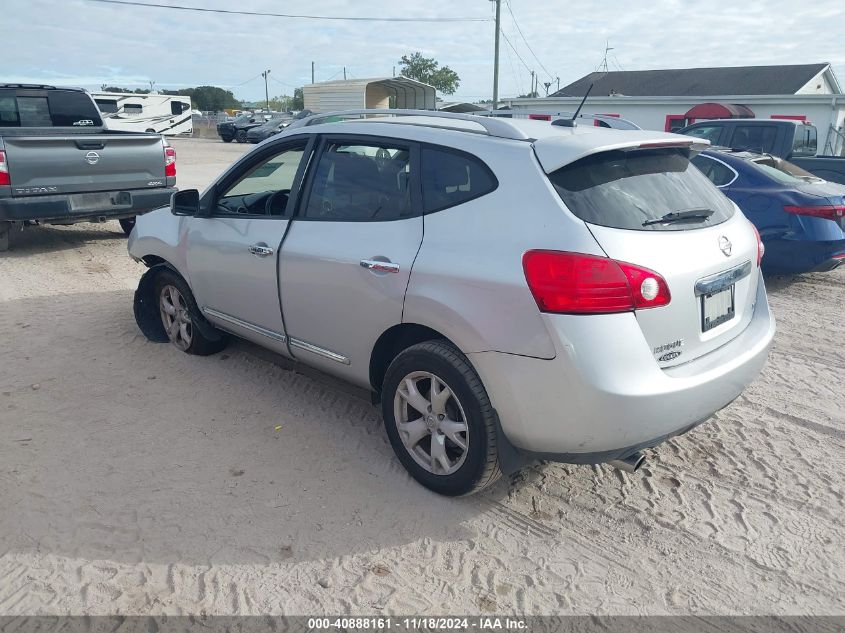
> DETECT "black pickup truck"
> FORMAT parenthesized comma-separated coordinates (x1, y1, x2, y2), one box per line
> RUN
(0, 84, 177, 251)
(679, 119, 845, 185)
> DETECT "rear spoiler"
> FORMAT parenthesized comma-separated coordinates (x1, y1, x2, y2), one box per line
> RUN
(533, 134, 710, 174)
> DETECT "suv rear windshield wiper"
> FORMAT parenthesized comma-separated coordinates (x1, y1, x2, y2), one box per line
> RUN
(642, 208, 714, 226)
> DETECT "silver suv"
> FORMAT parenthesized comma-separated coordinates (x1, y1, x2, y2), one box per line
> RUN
(128, 110, 775, 496)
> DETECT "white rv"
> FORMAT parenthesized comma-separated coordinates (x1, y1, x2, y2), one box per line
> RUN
(92, 92, 193, 135)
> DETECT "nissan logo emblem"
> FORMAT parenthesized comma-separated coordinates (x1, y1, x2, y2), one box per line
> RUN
(718, 235, 732, 257)
(84, 151, 100, 165)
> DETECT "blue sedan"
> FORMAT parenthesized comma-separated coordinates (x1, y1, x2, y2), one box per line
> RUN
(692, 149, 845, 274)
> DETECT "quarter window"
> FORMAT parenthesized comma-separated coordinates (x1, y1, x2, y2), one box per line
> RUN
(691, 155, 736, 187)
(216, 142, 307, 216)
(303, 141, 413, 221)
(421, 147, 497, 213)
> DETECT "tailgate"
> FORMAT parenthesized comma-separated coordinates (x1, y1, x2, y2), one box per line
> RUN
(588, 215, 759, 367)
(4, 134, 166, 196)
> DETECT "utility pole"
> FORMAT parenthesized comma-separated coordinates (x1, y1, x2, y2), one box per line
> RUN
(556, 76, 560, 92)
(393, 66, 396, 77)
(343, 67, 347, 80)
(311, 61, 315, 84)
(148, 80, 156, 93)
(530, 70, 535, 97)
(492, 0, 501, 109)
(261, 69, 271, 110)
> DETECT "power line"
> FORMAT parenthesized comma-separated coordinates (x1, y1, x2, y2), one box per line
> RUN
(231, 73, 263, 87)
(504, 0, 554, 80)
(499, 30, 532, 75)
(85, 0, 490, 22)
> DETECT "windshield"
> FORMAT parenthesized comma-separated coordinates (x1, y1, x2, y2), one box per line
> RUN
(548, 147, 735, 231)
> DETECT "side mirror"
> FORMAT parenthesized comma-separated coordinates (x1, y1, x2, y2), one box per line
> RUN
(171, 189, 200, 216)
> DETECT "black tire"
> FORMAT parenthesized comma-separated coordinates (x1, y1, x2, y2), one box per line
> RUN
(0, 221, 10, 253)
(118, 217, 136, 236)
(382, 340, 501, 496)
(151, 268, 228, 356)
(236, 129, 247, 143)
(221, 136, 233, 143)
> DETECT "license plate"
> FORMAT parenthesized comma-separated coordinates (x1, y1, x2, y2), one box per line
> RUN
(701, 285, 735, 332)
(68, 192, 113, 211)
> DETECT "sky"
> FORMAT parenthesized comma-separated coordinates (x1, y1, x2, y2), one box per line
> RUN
(4, 0, 845, 103)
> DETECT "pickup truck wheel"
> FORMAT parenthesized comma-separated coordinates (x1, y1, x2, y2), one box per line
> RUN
(118, 217, 136, 236)
(382, 340, 501, 496)
(222, 137, 233, 143)
(236, 129, 247, 143)
(153, 270, 228, 355)
(0, 222, 10, 253)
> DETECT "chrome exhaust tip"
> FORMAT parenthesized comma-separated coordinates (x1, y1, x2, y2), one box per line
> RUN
(608, 451, 646, 473)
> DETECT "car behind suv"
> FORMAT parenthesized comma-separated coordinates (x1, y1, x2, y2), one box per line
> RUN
(128, 110, 775, 496)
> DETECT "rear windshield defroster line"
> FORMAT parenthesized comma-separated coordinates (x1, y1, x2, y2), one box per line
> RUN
(548, 147, 735, 231)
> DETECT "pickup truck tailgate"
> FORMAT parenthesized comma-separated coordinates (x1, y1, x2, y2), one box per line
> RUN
(4, 134, 166, 196)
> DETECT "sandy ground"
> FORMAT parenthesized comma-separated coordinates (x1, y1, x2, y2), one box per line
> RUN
(1, 138, 843, 616)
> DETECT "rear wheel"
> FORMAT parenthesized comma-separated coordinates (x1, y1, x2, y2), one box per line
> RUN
(382, 340, 500, 496)
(153, 270, 228, 355)
(236, 129, 247, 143)
(0, 221, 10, 252)
(118, 217, 136, 236)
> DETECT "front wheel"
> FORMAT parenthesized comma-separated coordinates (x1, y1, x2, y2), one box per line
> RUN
(236, 129, 247, 143)
(382, 340, 501, 496)
(152, 270, 228, 355)
(221, 136, 233, 143)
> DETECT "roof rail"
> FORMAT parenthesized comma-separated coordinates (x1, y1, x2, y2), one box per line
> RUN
(0, 83, 59, 90)
(286, 109, 533, 141)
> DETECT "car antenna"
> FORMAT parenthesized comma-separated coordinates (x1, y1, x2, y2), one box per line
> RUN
(552, 83, 593, 128)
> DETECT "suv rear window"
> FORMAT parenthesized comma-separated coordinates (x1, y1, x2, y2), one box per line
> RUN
(421, 146, 497, 213)
(549, 148, 735, 231)
(0, 89, 103, 128)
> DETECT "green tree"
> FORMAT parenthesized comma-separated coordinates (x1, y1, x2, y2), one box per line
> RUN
(178, 86, 240, 111)
(100, 85, 132, 93)
(398, 52, 460, 95)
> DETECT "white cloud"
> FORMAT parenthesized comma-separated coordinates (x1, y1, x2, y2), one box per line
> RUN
(4, 0, 844, 102)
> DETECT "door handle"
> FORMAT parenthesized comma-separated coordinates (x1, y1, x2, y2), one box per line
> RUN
(249, 244, 274, 257)
(360, 259, 400, 273)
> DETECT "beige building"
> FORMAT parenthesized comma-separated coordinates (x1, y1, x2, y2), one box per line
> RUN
(303, 77, 436, 113)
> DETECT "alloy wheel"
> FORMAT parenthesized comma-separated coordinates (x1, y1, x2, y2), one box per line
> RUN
(159, 285, 193, 351)
(393, 371, 469, 475)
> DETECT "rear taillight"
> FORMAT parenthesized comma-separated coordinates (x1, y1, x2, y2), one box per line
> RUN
(164, 145, 176, 178)
(750, 223, 765, 267)
(784, 204, 845, 221)
(0, 150, 9, 186)
(522, 250, 671, 314)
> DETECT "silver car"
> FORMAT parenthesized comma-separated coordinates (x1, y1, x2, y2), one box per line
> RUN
(128, 110, 775, 496)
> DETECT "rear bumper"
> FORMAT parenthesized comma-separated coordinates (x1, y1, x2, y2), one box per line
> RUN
(0, 188, 176, 223)
(762, 238, 845, 274)
(468, 270, 775, 461)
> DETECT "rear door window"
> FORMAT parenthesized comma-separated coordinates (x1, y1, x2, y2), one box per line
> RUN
(730, 125, 778, 153)
(548, 148, 735, 231)
(421, 146, 497, 213)
(0, 89, 103, 127)
(303, 141, 414, 221)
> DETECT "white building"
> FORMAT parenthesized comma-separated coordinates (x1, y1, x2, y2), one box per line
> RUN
(509, 63, 845, 155)
(303, 77, 436, 113)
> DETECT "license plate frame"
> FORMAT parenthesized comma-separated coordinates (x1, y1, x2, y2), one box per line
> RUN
(701, 285, 735, 332)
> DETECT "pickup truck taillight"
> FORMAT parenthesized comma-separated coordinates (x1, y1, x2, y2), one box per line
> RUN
(0, 150, 9, 186)
(164, 146, 176, 178)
